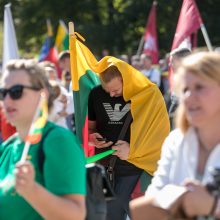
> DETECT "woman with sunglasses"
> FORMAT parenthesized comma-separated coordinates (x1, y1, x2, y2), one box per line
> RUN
(130, 52, 220, 219)
(0, 59, 86, 220)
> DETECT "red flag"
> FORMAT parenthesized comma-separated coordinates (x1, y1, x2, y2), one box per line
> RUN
(171, 0, 203, 50)
(44, 47, 62, 79)
(143, 1, 158, 64)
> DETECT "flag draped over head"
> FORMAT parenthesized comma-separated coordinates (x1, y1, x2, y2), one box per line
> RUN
(171, 0, 203, 51)
(2, 3, 19, 72)
(55, 20, 69, 52)
(143, 1, 159, 64)
(69, 24, 170, 173)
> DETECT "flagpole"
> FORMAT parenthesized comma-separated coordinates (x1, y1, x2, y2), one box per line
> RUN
(136, 35, 145, 56)
(200, 24, 213, 51)
(68, 21, 74, 36)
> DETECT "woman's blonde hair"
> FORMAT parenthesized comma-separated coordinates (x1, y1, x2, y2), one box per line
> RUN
(175, 51, 220, 133)
(4, 59, 55, 109)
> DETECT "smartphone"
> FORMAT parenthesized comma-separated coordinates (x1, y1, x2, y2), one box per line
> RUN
(96, 137, 107, 142)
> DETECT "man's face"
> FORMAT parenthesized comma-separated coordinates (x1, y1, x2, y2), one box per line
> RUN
(58, 58, 70, 72)
(101, 77, 123, 97)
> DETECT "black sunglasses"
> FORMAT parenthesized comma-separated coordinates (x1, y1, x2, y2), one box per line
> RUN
(0, 84, 41, 101)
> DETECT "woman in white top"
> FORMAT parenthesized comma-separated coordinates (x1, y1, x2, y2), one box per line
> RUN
(130, 51, 220, 219)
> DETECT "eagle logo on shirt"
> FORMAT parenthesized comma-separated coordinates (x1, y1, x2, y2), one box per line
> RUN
(103, 103, 130, 122)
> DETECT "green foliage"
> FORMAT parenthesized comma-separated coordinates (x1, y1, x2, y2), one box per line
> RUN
(0, 22, 3, 61)
(1, 0, 220, 60)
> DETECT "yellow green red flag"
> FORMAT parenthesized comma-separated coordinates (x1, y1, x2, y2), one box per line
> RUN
(55, 20, 69, 52)
(25, 93, 48, 144)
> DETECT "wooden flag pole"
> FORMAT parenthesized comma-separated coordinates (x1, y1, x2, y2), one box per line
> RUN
(136, 35, 145, 56)
(200, 24, 213, 51)
(68, 21, 74, 35)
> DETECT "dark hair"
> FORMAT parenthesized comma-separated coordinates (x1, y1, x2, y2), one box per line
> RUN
(170, 48, 191, 59)
(100, 65, 122, 83)
(58, 51, 70, 61)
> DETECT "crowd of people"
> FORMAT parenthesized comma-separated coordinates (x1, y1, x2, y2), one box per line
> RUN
(0, 47, 220, 220)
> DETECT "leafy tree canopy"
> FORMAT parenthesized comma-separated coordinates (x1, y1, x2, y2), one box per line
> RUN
(0, 0, 220, 60)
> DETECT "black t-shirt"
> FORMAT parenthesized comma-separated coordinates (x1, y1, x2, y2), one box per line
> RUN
(88, 85, 142, 176)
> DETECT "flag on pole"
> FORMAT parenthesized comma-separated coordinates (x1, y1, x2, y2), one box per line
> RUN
(69, 28, 100, 156)
(142, 1, 159, 64)
(55, 20, 69, 52)
(2, 3, 19, 72)
(39, 19, 54, 62)
(171, 0, 203, 51)
(169, 0, 204, 90)
(39, 19, 61, 77)
(25, 94, 48, 145)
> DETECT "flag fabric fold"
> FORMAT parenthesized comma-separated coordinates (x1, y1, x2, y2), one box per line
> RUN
(69, 32, 170, 174)
(143, 1, 159, 64)
(171, 0, 203, 51)
(2, 3, 19, 72)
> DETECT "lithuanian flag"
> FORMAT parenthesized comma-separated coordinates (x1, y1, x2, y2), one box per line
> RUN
(25, 93, 48, 145)
(69, 26, 100, 156)
(69, 22, 170, 175)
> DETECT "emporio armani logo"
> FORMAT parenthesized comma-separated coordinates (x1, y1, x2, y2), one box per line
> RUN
(103, 103, 130, 121)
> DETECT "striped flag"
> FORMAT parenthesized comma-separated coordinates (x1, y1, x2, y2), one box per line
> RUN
(69, 31, 100, 156)
(55, 20, 69, 52)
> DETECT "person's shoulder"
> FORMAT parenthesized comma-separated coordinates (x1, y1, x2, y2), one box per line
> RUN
(164, 128, 184, 147)
(43, 121, 76, 140)
(1, 133, 19, 147)
(91, 85, 102, 92)
(168, 128, 183, 139)
(90, 85, 103, 95)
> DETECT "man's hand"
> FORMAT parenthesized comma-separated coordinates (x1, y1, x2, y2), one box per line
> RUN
(89, 133, 113, 148)
(112, 140, 130, 160)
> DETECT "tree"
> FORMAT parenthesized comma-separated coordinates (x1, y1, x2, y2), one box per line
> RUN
(0, 0, 220, 60)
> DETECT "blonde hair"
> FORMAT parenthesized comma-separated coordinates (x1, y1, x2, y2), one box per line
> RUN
(4, 59, 55, 109)
(175, 52, 220, 133)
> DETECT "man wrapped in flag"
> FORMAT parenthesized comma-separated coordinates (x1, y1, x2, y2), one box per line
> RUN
(0, 59, 86, 220)
(69, 22, 170, 220)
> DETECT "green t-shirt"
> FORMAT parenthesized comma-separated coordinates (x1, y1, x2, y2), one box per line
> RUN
(0, 121, 86, 220)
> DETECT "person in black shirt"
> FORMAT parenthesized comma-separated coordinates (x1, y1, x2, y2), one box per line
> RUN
(88, 66, 142, 220)
(88, 64, 170, 220)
